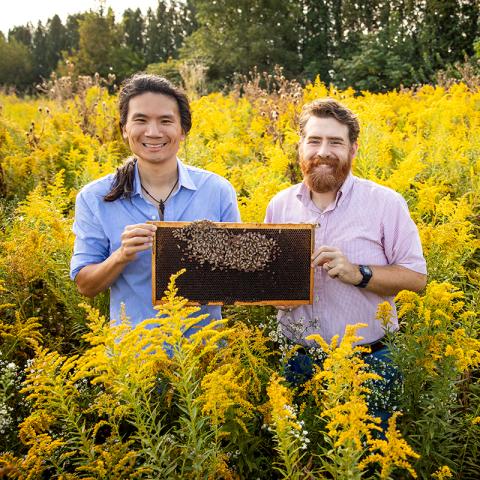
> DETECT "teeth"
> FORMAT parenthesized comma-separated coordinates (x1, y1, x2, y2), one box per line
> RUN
(144, 142, 166, 147)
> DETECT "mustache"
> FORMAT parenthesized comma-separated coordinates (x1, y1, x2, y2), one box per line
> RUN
(301, 155, 337, 173)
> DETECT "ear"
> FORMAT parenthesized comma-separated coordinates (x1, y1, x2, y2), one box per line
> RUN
(121, 124, 128, 141)
(350, 142, 359, 158)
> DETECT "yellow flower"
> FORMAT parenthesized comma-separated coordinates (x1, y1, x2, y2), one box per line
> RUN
(200, 363, 253, 431)
(444, 329, 480, 372)
(267, 373, 301, 433)
(432, 465, 453, 479)
(360, 413, 419, 479)
(376, 301, 394, 330)
(305, 324, 382, 450)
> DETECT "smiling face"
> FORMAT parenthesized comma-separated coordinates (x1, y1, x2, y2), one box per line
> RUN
(299, 116, 358, 193)
(122, 92, 185, 167)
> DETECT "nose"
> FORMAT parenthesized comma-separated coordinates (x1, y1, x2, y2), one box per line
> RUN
(316, 141, 331, 158)
(145, 121, 162, 137)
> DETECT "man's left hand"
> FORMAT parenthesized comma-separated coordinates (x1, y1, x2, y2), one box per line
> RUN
(311, 245, 362, 285)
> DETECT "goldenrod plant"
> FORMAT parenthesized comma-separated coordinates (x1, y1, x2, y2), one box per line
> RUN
(0, 74, 479, 478)
(266, 373, 309, 479)
(390, 283, 480, 477)
(303, 324, 419, 479)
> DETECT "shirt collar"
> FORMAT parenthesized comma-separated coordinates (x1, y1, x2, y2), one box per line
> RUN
(133, 160, 142, 196)
(296, 182, 310, 207)
(336, 172, 355, 206)
(296, 172, 355, 209)
(132, 158, 197, 197)
(177, 158, 197, 191)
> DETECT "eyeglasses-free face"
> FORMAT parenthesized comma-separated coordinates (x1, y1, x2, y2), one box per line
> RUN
(122, 92, 185, 168)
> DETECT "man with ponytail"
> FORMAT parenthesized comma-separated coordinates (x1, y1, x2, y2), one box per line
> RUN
(70, 73, 240, 327)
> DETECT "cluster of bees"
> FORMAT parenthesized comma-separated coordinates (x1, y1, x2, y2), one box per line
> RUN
(172, 220, 280, 272)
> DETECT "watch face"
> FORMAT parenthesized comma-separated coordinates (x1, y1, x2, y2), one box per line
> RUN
(357, 265, 372, 287)
(361, 265, 372, 277)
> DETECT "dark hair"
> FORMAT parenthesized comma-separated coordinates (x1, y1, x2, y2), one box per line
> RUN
(299, 98, 360, 144)
(104, 73, 191, 202)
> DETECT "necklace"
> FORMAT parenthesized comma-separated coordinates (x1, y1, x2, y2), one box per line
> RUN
(141, 176, 179, 216)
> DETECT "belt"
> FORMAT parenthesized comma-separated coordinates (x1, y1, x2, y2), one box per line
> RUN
(295, 337, 386, 356)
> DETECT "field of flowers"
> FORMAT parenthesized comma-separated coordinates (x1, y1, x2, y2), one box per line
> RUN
(0, 74, 479, 479)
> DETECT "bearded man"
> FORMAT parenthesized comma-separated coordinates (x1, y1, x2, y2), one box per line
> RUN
(264, 99, 427, 389)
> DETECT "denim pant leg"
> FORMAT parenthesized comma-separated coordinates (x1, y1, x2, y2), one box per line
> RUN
(363, 346, 402, 432)
(284, 352, 316, 385)
(285, 345, 401, 433)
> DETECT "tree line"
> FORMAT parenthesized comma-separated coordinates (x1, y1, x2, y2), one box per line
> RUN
(1, 0, 479, 93)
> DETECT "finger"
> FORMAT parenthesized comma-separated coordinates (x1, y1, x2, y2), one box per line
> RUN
(312, 245, 339, 256)
(311, 246, 340, 262)
(122, 236, 154, 247)
(122, 227, 156, 240)
(124, 223, 157, 232)
(312, 251, 338, 267)
(127, 242, 153, 251)
(323, 261, 333, 271)
(327, 264, 340, 278)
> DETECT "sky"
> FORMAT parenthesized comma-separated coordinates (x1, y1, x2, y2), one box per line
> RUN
(1, 0, 160, 36)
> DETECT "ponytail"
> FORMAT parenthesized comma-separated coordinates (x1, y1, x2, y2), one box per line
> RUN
(103, 157, 137, 202)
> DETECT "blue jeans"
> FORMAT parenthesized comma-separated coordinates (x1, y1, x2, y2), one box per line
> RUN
(285, 345, 401, 432)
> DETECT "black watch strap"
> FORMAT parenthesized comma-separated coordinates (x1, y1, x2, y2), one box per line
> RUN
(355, 265, 372, 288)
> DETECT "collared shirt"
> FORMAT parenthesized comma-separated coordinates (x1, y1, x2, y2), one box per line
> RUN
(264, 173, 427, 346)
(70, 159, 241, 327)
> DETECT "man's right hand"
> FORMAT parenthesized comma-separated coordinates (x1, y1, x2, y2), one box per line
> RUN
(118, 223, 157, 263)
(75, 223, 157, 297)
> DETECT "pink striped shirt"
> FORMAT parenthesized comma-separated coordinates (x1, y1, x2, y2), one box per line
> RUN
(264, 173, 427, 346)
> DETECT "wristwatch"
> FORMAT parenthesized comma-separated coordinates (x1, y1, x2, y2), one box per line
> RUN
(355, 265, 372, 288)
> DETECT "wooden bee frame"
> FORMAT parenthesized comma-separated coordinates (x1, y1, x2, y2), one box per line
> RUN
(151, 221, 315, 306)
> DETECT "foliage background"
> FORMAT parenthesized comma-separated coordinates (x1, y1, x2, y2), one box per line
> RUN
(0, 0, 479, 93)
(0, 69, 479, 478)
(1, 4, 480, 476)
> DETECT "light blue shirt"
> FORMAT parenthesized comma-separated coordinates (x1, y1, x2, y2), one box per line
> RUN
(70, 159, 241, 327)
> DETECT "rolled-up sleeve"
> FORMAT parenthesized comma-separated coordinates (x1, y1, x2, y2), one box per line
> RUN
(383, 194, 427, 274)
(70, 190, 109, 280)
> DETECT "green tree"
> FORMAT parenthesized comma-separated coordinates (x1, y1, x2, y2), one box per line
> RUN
(144, 2, 177, 64)
(76, 8, 120, 77)
(32, 22, 49, 80)
(333, 33, 418, 91)
(182, 0, 301, 85)
(8, 25, 32, 47)
(327, 0, 479, 91)
(0, 35, 34, 90)
(299, 0, 334, 83)
(418, 0, 479, 75)
(122, 8, 144, 55)
(45, 15, 67, 74)
(73, 7, 144, 80)
(64, 13, 85, 54)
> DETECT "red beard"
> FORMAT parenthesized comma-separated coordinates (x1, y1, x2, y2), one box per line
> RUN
(300, 155, 351, 193)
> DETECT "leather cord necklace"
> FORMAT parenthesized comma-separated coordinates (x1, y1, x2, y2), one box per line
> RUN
(141, 177, 179, 216)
